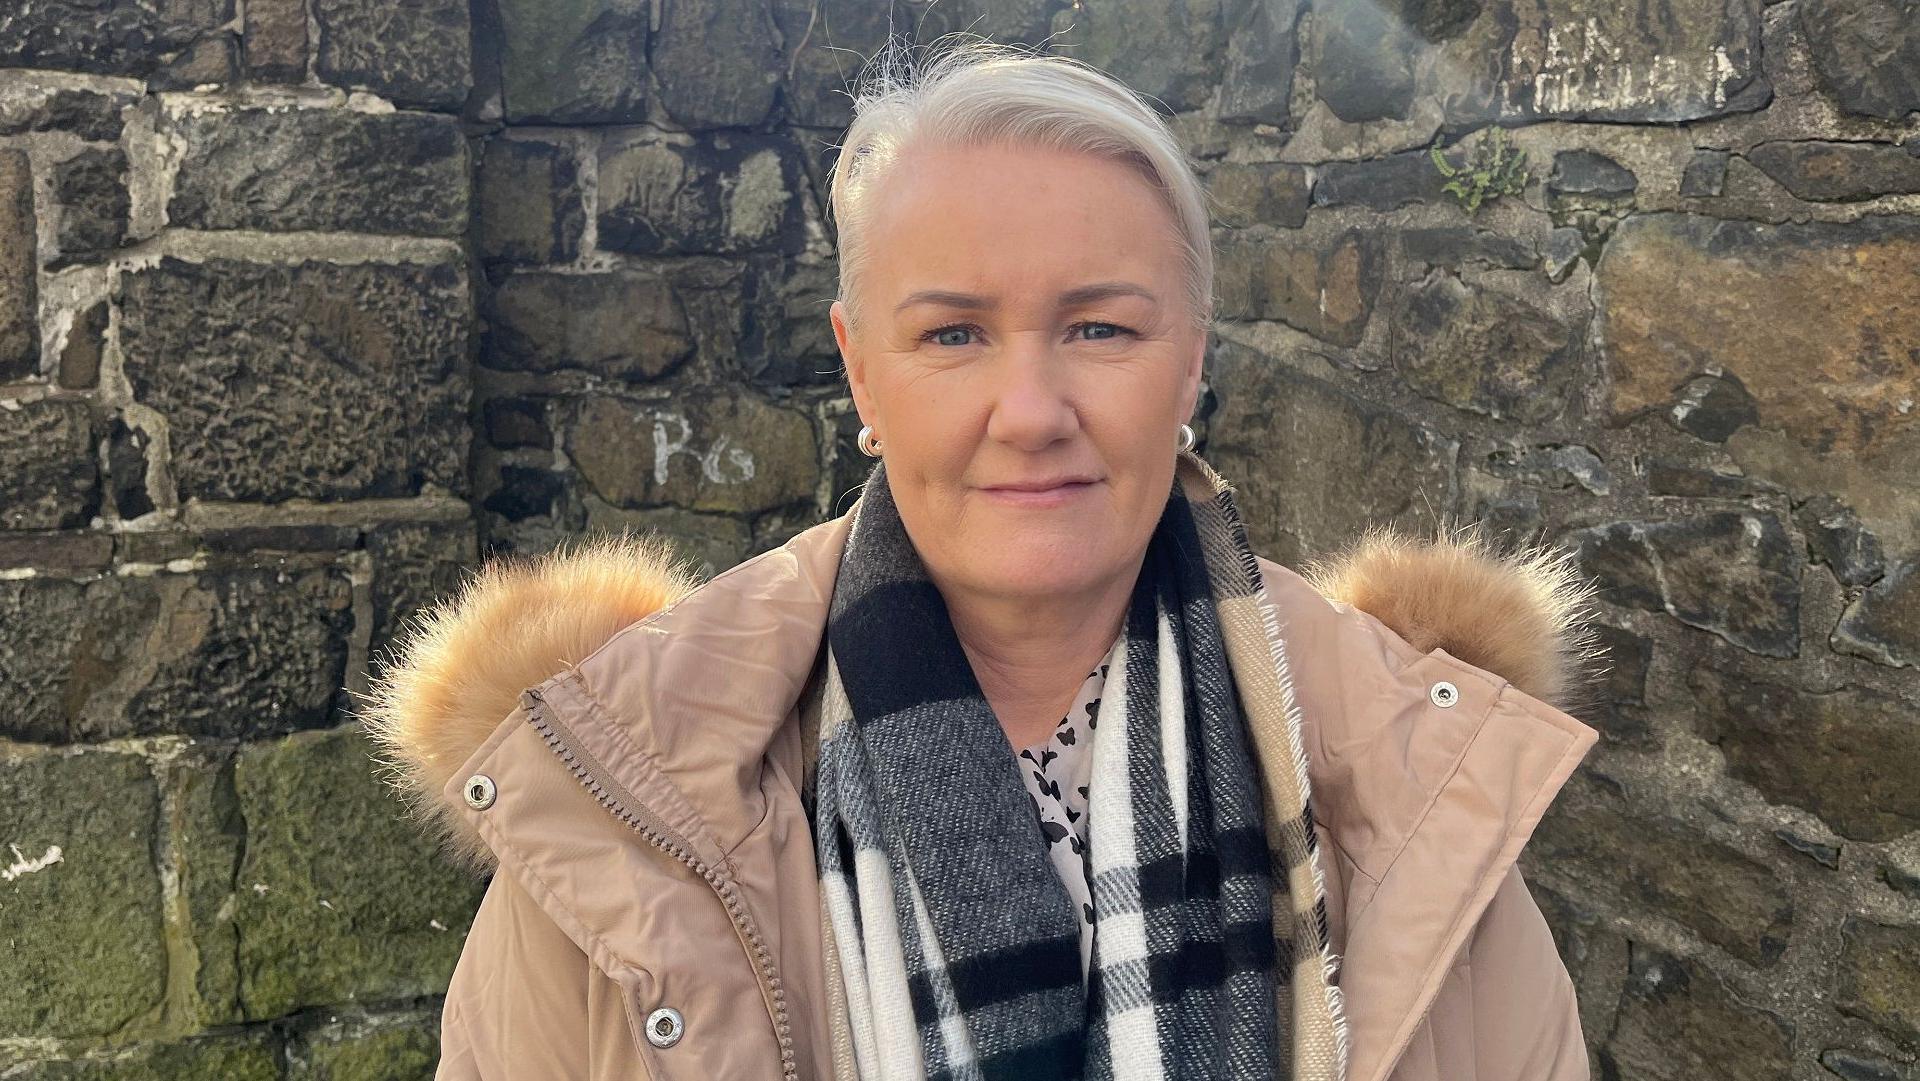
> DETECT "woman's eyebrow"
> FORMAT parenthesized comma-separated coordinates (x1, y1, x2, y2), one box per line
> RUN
(892, 281, 1159, 314)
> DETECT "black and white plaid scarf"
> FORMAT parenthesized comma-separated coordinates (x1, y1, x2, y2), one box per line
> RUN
(806, 450, 1349, 1080)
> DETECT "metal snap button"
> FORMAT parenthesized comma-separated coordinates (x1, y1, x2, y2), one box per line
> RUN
(463, 773, 497, 810)
(645, 1006, 684, 1048)
(1429, 681, 1459, 708)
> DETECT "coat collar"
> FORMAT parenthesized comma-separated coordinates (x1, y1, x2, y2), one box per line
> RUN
(361, 454, 1600, 1081)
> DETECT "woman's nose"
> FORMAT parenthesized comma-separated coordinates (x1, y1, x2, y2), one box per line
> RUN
(982, 338, 1079, 450)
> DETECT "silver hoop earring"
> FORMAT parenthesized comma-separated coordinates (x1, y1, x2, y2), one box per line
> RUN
(857, 424, 883, 457)
(1177, 423, 1195, 453)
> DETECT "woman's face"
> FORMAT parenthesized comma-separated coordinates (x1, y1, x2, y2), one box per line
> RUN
(830, 139, 1206, 603)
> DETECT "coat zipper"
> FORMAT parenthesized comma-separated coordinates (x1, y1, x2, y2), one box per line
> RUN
(520, 685, 799, 1081)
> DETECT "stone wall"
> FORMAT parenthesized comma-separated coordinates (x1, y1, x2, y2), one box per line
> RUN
(0, 0, 1914, 1078)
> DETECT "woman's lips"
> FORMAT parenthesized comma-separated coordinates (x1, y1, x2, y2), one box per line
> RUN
(978, 480, 1098, 507)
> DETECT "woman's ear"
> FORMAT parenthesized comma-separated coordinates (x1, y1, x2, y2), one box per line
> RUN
(831, 299, 875, 427)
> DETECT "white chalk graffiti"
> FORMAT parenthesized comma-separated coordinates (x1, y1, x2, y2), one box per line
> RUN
(649, 411, 757, 486)
(2, 842, 63, 882)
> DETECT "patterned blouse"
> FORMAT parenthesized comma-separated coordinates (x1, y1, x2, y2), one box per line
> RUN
(1014, 631, 1125, 984)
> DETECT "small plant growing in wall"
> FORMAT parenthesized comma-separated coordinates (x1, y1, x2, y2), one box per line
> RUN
(1430, 127, 1530, 213)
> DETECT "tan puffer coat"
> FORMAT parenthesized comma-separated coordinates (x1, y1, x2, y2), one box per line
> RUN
(363, 489, 1604, 1081)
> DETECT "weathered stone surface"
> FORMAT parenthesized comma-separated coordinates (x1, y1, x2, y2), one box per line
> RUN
(1208, 161, 1310, 227)
(1215, 229, 1383, 347)
(478, 136, 584, 264)
(1569, 513, 1801, 656)
(1542, 226, 1583, 281)
(1315, 0, 1423, 122)
(165, 745, 247, 1024)
(1399, 226, 1535, 270)
(0, 80, 134, 141)
(233, 724, 485, 1018)
(288, 1019, 439, 1081)
(1834, 559, 1919, 668)
(738, 256, 843, 389)
(1837, 917, 1920, 1040)
(1749, 140, 1920, 202)
(1532, 772, 1794, 966)
(1389, 271, 1581, 423)
(482, 465, 565, 521)
(1800, 0, 1920, 120)
(1773, 827, 1840, 868)
(314, 0, 471, 110)
(483, 396, 551, 449)
(580, 504, 753, 582)
(1547, 149, 1638, 199)
(1819, 1049, 1906, 1081)
(107, 416, 155, 519)
(123, 566, 356, 740)
(0, 751, 165, 1036)
(51, 146, 127, 262)
(1046, 0, 1227, 114)
(1668, 372, 1759, 442)
(1602, 946, 1794, 1079)
(244, 0, 308, 81)
(1690, 667, 1920, 842)
(13, 1034, 281, 1081)
(1798, 494, 1886, 587)
(567, 391, 820, 514)
(57, 301, 109, 389)
(598, 132, 808, 257)
(151, 28, 238, 88)
(1311, 150, 1447, 211)
(0, 0, 233, 78)
(0, 399, 99, 530)
(1219, 0, 1300, 126)
(649, 0, 782, 129)
(1466, 0, 1770, 122)
(365, 521, 477, 663)
(120, 257, 470, 503)
(0, 148, 38, 379)
(1597, 214, 1920, 475)
(1207, 348, 1456, 566)
(499, 0, 649, 124)
(1681, 148, 1731, 197)
(486, 269, 694, 381)
(169, 107, 468, 236)
(1584, 623, 1653, 746)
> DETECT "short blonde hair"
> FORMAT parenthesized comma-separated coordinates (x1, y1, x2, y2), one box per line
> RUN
(827, 35, 1217, 337)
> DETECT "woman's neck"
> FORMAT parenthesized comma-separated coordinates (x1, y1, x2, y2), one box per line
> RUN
(941, 563, 1137, 752)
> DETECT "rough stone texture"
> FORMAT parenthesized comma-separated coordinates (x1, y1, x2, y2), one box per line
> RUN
(1602, 946, 1795, 1079)
(244, 0, 308, 81)
(1046, 0, 1227, 114)
(738, 256, 843, 389)
(1837, 917, 1920, 1042)
(1571, 513, 1802, 657)
(1219, 0, 1300, 126)
(1533, 772, 1793, 966)
(11, 1035, 281, 1080)
(0, 399, 99, 530)
(0, 751, 166, 1037)
(1799, 495, 1888, 587)
(649, 0, 782, 130)
(597, 132, 809, 257)
(1207, 348, 1456, 566)
(1834, 560, 1920, 669)
(497, 0, 649, 124)
(314, 0, 472, 111)
(169, 108, 469, 236)
(1547, 149, 1639, 199)
(0, 0, 233, 78)
(477, 137, 584, 265)
(1748, 140, 1920, 202)
(1800, 0, 1920, 120)
(119, 257, 470, 504)
(1314, 0, 1420, 122)
(0, 80, 136, 142)
(485, 270, 692, 380)
(51, 147, 128, 263)
(1389, 271, 1582, 423)
(232, 724, 484, 1019)
(1690, 667, 1920, 843)
(288, 1019, 439, 1081)
(1311, 150, 1448, 211)
(567, 391, 821, 514)
(1208, 161, 1311, 227)
(365, 521, 479, 665)
(1596, 214, 1920, 475)
(1215, 229, 1383, 347)
(581, 503, 753, 582)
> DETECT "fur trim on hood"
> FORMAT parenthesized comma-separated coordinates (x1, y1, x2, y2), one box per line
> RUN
(356, 520, 1601, 874)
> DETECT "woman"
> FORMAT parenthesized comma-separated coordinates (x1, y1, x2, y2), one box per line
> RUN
(364, 39, 1603, 1081)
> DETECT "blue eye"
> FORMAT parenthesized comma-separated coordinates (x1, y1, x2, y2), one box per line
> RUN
(917, 321, 1136, 346)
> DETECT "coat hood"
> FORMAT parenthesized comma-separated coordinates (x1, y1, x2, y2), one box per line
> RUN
(355, 517, 1601, 875)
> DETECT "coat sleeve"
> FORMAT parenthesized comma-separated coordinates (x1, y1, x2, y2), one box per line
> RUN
(1460, 864, 1590, 1081)
(435, 869, 622, 1081)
